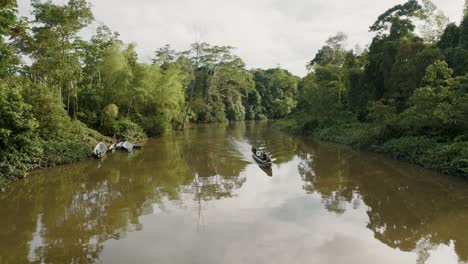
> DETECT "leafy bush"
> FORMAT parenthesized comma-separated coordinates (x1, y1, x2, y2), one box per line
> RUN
(21, 82, 72, 140)
(256, 114, 268, 120)
(137, 114, 170, 136)
(374, 137, 468, 176)
(419, 141, 468, 175)
(0, 82, 42, 187)
(41, 140, 92, 167)
(315, 122, 378, 146)
(116, 118, 146, 141)
(376, 136, 437, 163)
(273, 114, 310, 134)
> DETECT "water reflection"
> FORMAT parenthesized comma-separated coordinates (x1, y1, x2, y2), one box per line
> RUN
(296, 138, 468, 263)
(0, 121, 467, 264)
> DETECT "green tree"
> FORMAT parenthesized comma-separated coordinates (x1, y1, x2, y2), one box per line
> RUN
(184, 43, 256, 122)
(399, 60, 468, 138)
(370, 0, 422, 34)
(22, 0, 93, 116)
(0, 81, 40, 179)
(460, 14, 468, 49)
(437, 23, 460, 49)
(307, 32, 348, 70)
(251, 68, 298, 119)
(419, 0, 450, 43)
(0, 0, 19, 77)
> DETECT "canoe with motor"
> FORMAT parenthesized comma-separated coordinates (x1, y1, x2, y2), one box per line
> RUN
(252, 153, 272, 167)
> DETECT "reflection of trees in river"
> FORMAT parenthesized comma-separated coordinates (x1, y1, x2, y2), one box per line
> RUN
(0, 125, 250, 264)
(296, 139, 468, 263)
(2, 122, 468, 264)
(297, 139, 359, 215)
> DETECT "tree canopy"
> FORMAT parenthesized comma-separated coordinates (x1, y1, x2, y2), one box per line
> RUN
(281, 0, 468, 177)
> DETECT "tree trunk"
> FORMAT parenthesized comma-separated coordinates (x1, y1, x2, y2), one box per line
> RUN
(182, 80, 195, 129)
(67, 82, 71, 116)
(74, 81, 78, 119)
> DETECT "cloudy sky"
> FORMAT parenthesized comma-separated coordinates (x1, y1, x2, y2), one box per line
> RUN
(17, 0, 465, 76)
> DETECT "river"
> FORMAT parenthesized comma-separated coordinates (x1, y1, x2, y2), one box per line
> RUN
(0, 121, 467, 264)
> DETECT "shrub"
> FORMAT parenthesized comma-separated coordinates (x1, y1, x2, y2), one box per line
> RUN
(256, 114, 268, 120)
(0, 82, 42, 187)
(429, 142, 468, 175)
(116, 118, 146, 141)
(315, 122, 378, 146)
(375, 137, 468, 176)
(41, 140, 92, 167)
(273, 116, 306, 134)
(376, 136, 437, 163)
(138, 115, 169, 136)
(21, 82, 72, 140)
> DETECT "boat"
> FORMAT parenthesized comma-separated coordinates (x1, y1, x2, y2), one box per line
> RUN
(251, 146, 272, 167)
(109, 143, 117, 151)
(116, 141, 124, 149)
(122, 141, 133, 153)
(259, 165, 273, 177)
(93, 142, 108, 158)
(253, 153, 272, 166)
(133, 144, 143, 149)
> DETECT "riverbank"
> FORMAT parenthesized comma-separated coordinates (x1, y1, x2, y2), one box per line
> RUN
(275, 117, 468, 178)
(0, 125, 114, 191)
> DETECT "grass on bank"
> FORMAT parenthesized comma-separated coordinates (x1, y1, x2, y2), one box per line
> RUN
(275, 116, 468, 177)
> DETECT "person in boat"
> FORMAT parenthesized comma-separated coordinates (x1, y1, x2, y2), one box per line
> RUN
(252, 146, 257, 153)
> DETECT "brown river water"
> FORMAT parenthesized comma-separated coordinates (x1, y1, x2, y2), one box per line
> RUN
(1, 121, 468, 264)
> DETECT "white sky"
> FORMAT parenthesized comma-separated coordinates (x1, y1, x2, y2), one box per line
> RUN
(17, 0, 465, 76)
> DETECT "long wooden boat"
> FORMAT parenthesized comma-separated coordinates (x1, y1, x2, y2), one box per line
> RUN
(252, 154, 272, 167)
(93, 142, 108, 158)
(259, 165, 273, 176)
(252, 147, 272, 167)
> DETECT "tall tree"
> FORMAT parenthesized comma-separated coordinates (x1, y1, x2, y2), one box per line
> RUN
(0, 0, 19, 77)
(307, 32, 348, 70)
(22, 0, 93, 116)
(418, 0, 450, 43)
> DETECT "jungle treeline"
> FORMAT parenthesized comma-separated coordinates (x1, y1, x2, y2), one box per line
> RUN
(0, 0, 298, 188)
(278, 0, 468, 176)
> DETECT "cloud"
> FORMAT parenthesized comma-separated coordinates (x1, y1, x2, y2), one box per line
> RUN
(17, 0, 465, 76)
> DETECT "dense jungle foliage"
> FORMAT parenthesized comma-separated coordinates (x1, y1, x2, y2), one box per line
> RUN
(278, 0, 468, 176)
(0, 0, 298, 188)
